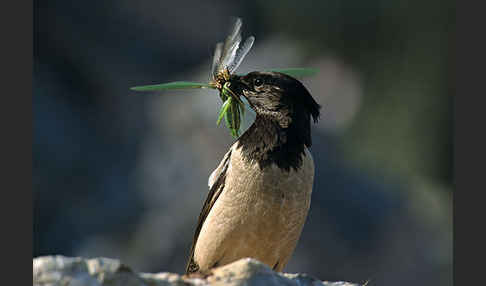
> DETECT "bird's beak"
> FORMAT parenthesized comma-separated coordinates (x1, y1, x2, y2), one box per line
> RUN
(229, 75, 249, 100)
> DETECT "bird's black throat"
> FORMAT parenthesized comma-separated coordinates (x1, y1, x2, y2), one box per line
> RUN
(232, 71, 320, 171)
(236, 111, 312, 172)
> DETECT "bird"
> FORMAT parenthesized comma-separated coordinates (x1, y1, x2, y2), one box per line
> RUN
(185, 70, 321, 275)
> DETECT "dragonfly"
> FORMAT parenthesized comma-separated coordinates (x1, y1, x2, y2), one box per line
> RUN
(130, 18, 318, 138)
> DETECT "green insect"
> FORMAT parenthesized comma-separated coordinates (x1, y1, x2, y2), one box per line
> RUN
(130, 18, 317, 138)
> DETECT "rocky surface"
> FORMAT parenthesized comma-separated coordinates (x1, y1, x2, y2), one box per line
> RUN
(33, 256, 361, 286)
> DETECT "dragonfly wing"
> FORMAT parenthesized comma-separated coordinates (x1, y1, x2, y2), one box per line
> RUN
(216, 18, 243, 74)
(227, 36, 255, 74)
(130, 81, 213, 91)
(221, 18, 242, 58)
(220, 36, 241, 72)
(224, 18, 242, 46)
(211, 42, 224, 80)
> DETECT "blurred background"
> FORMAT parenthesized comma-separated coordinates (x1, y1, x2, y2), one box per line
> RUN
(34, 0, 453, 285)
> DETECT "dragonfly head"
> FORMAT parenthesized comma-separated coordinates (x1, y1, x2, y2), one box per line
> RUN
(211, 69, 232, 91)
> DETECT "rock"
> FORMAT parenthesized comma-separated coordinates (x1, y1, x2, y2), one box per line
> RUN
(33, 256, 361, 286)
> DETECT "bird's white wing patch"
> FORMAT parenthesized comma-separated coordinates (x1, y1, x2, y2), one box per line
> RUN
(208, 147, 233, 189)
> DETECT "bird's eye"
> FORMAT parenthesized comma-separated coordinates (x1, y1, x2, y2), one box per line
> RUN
(254, 78, 264, 87)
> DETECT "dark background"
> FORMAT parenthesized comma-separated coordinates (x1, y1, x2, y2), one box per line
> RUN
(34, 1, 453, 285)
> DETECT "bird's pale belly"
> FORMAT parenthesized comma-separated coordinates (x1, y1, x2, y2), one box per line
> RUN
(194, 146, 314, 272)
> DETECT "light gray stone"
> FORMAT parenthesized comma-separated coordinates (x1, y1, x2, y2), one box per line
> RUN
(33, 256, 361, 286)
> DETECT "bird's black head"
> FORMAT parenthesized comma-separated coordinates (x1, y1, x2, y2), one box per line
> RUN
(230, 71, 321, 147)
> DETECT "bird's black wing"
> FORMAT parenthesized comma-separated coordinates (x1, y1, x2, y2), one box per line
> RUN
(185, 149, 232, 274)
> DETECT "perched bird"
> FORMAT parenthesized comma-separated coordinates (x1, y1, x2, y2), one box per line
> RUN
(186, 71, 321, 274)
